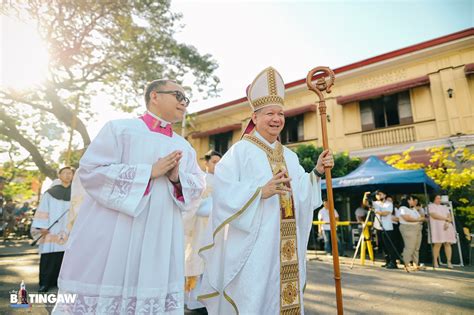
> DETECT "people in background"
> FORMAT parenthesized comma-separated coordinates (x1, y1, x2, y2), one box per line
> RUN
(373, 190, 397, 269)
(184, 150, 221, 312)
(399, 195, 425, 271)
(389, 195, 404, 261)
(355, 202, 368, 223)
(428, 195, 457, 269)
(318, 199, 344, 256)
(3, 198, 16, 240)
(31, 166, 74, 292)
(413, 196, 430, 265)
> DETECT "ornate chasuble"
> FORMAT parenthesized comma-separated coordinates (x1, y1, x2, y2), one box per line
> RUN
(243, 134, 302, 315)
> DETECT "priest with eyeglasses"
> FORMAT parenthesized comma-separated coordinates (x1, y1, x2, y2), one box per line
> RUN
(54, 79, 205, 314)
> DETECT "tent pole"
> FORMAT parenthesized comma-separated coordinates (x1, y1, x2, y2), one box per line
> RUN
(423, 183, 435, 269)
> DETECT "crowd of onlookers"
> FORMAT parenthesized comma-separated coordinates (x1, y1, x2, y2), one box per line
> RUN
(0, 176, 35, 240)
(0, 198, 36, 240)
(317, 191, 458, 271)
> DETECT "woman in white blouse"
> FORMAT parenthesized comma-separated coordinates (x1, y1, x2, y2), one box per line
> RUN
(399, 195, 426, 270)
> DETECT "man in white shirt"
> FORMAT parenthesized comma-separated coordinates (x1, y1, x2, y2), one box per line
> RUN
(318, 200, 343, 256)
(373, 190, 398, 269)
(355, 203, 368, 223)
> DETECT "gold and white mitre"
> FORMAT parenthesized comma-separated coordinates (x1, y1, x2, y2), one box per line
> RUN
(242, 67, 286, 137)
(247, 66, 285, 112)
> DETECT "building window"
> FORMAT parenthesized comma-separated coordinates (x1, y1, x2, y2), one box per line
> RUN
(281, 114, 304, 144)
(209, 131, 233, 154)
(360, 91, 413, 131)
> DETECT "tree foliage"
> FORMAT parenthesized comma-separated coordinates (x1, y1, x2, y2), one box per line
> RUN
(0, 1, 219, 179)
(294, 144, 362, 177)
(2, 167, 41, 202)
(0, 141, 42, 201)
(385, 146, 474, 230)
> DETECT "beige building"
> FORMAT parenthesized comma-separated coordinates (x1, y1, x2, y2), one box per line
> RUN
(183, 28, 474, 167)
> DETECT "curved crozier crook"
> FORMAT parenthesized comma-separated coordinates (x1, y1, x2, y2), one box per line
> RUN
(306, 67, 335, 102)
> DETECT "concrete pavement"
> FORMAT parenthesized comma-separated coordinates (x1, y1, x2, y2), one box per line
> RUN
(304, 251, 474, 315)
(0, 238, 47, 314)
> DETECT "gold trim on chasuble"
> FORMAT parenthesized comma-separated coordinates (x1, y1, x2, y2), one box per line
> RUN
(198, 188, 261, 254)
(197, 187, 262, 314)
(242, 134, 302, 314)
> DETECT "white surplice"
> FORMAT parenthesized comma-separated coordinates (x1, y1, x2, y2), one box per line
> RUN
(54, 117, 205, 315)
(183, 173, 214, 310)
(198, 132, 322, 315)
(31, 191, 70, 254)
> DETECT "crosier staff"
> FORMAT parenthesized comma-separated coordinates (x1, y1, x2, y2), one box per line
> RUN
(306, 66, 343, 314)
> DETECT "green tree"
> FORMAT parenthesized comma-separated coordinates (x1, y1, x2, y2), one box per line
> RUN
(0, 1, 219, 179)
(2, 168, 42, 202)
(294, 144, 361, 177)
(0, 141, 42, 201)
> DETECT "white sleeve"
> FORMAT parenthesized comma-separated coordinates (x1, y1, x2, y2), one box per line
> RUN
(32, 193, 53, 229)
(400, 207, 407, 216)
(373, 202, 381, 211)
(78, 122, 151, 217)
(170, 146, 206, 212)
(196, 196, 212, 217)
(386, 203, 394, 212)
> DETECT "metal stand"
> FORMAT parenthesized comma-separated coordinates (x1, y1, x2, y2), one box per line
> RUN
(350, 208, 408, 272)
(350, 212, 374, 269)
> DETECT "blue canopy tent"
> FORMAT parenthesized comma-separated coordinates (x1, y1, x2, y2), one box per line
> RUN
(323, 156, 469, 266)
(319, 156, 441, 264)
(321, 156, 439, 194)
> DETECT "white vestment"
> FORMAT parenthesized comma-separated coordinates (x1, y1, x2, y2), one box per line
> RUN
(198, 132, 322, 315)
(31, 191, 70, 254)
(183, 173, 214, 309)
(54, 117, 205, 315)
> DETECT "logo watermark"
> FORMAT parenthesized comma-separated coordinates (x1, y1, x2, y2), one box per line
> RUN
(9, 281, 77, 309)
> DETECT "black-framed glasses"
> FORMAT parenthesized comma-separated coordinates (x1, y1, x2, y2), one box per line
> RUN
(155, 90, 190, 107)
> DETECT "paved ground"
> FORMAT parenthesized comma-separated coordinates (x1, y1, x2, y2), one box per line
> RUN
(304, 252, 474, 315)
(0, 237, 46, 315)
(1, 239, 473, 314)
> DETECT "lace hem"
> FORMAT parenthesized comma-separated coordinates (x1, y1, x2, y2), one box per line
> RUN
(54, 291, 182, 315)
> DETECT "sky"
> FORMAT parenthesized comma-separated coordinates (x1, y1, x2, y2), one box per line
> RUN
(82, 0, 473, 136)
(0, 0, 473, 170)
(169, 0, 473, 112)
